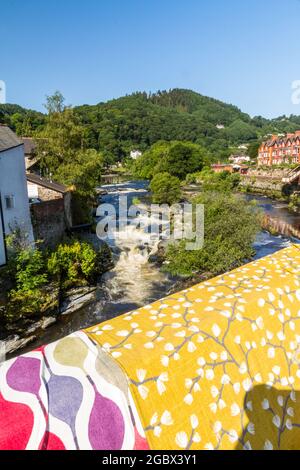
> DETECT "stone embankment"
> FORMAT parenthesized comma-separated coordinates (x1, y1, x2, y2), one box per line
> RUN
(239, 167, 299, 196)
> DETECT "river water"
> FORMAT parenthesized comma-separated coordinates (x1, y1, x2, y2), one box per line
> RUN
(15, 182, 300, 352)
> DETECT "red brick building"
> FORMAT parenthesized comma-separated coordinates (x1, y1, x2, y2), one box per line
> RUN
(258, 131, 300, 166)
(211, 163, 234, 173)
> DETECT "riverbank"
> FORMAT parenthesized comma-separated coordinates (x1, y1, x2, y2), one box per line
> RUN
(239, 166, 300, 204)
(0, 238, 114, 355)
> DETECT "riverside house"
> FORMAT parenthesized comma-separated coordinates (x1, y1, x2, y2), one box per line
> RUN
(0, 126, 33, 266)
(27, 173, 73, 248)
(258, 130, 300, 166)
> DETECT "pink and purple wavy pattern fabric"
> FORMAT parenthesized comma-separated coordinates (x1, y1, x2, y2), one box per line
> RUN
(0, 331, 149, 450)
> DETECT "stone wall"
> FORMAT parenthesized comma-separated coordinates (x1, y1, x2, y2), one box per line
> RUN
(30, 199, 67, 248)
(240, 167, 298, 195)
(38, 186, 63, 201)
(245, 167, 291, 180)
(239, 175, 284, 193)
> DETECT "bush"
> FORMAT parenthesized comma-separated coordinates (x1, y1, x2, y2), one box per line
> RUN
(150, 172, 181, 205)
(14, 248, 48, 291)
(164, 191, 262, 276)
(1, 236, 113, 323)
(4, 248, 50, 321)
(202, 171, 241, 192)
(185, 172, 203, 184)
(47, 240, 112, 289)
(6, 289, 55, 320)
(288, 193, 300, 212)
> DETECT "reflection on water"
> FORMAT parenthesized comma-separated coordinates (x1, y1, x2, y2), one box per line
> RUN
(243, 193, 300, 258)
(245, 194, 300, 239)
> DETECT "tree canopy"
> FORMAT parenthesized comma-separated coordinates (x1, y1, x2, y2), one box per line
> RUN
(132, 140, 208, 181)
(164, 191, 262, 276)
(34, 94, 103, 205)
(150, 172, 181, 205)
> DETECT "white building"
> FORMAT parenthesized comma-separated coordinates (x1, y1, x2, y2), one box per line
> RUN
(0, 126, 33, 266)
(130, 150, 142, 160)
(229, 154, 251, 165)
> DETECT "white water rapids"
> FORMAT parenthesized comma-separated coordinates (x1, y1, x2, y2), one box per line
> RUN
(100, 184, 172, 305)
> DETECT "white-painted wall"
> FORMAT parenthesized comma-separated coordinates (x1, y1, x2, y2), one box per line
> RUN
(0, 145, 34, 250)
(27, 182, 39, 199)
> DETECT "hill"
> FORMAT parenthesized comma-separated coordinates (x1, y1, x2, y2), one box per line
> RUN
(2, 89, 300, 162)
(74, 89, 257, 161)
(0, 103, 45, 135)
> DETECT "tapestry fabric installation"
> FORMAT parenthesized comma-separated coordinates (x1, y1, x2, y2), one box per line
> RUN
(2, 245, 300, 450)
(0, 331, 148, 450)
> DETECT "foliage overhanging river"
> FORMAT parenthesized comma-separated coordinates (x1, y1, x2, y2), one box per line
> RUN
(14, 181, 300, 355)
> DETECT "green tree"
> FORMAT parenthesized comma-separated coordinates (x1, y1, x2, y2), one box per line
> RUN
(248, 141, 260, 160)
(36, 105, 87, 175)
(54, 148, 103, 198)
(132, 141, 170, 179)
(165, 142, 205, 180)
(133, 140, 207, 181)
(5, 88, 300, 160)
(164, 191, 262, 276)
(150, 172, 181, 205)
(34, 93, 103, 222)
(45, 91, 66, 114)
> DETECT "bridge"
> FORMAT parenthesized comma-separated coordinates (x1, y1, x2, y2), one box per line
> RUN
(282, 165, 300, 185)
(101, 173, 131, 184)
(1, 244, 300, 450)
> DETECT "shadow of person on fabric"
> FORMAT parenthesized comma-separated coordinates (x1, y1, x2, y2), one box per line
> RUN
(235, 384, 300, 450)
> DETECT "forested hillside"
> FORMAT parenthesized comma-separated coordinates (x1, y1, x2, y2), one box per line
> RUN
(2, 88, 300, 163)
(0, 103, 45, 135)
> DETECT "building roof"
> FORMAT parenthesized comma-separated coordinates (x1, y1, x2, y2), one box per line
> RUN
(0, 125, 22, 153)
(26, 173, 69, 194)
(262, 130, 300, 148)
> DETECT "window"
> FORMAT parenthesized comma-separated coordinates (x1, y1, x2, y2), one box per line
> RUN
(5, 195, 15, 210)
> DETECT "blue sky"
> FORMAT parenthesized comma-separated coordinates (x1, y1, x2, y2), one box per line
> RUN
(1, 0, 300, 117)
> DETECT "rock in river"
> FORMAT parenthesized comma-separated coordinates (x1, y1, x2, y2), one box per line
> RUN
(60, 286, 97, 316)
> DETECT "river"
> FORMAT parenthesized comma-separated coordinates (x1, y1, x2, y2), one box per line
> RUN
(11, 182, 300, 354)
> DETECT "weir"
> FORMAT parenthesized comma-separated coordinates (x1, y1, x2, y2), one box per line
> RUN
(2, 244, 300, 450)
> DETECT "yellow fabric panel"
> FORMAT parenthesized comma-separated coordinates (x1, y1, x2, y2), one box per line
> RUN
(85, 244, 300, 450)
